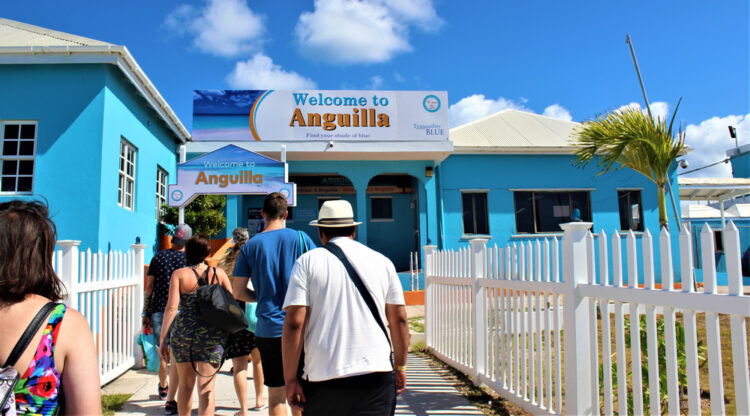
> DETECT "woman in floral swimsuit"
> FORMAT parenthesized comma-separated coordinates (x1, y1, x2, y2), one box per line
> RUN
(159, 234, 234, 416)
(0, 200, 101, 415)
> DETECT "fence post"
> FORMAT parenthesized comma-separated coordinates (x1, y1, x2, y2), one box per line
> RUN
(423, 244, 437, 350)
(470, 238, 488, 384)
(131, 244, 146, 320)
(560, 222, 593, 415)
(58, 240, 81, 310)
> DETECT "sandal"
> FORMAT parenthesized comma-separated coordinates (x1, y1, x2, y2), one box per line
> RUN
(249, 403, 268, 411)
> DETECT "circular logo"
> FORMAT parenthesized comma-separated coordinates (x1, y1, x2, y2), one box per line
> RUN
(423, 95, 440, 112)
(279, 188, 290, 199)
(171, 190, 183, 202)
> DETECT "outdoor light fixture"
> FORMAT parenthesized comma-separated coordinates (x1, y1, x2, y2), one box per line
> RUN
(425, 167, 434, 177)
(679, 159, 689, 169)
(729, 125, 737, 139)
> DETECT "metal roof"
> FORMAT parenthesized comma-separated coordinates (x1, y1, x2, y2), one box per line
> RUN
(0, 18, 190, 143)
(449, 109, 580, 153)
(677, 177, 750, 201)
(0, 18, 113, 47)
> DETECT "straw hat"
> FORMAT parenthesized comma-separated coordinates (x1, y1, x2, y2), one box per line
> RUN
(309, 200, 362, 227)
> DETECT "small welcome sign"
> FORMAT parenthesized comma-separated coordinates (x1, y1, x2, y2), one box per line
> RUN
(168, 145, 296, 207)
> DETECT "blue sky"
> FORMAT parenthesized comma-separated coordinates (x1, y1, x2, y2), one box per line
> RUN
(4, 0, 748, 177)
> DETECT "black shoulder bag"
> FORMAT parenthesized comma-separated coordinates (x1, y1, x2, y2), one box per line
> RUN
(1, 302, 58, 416)
(322, 243, 393, 365)
(195, 266, 248, 334)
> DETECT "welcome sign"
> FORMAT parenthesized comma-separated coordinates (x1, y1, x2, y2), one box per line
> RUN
(168, 145, 296, 207)
(192, 90, 449, 142)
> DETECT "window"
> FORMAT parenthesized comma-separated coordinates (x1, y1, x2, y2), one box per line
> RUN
(1, 122, 36, 193)
(462, 192, 489, 235)
(514, 191, 592, 233)
(118, 138, 137, 211)
(156, 167, 168, 220)
(617, 190, 643, 231)
(371, 197, 393, 220)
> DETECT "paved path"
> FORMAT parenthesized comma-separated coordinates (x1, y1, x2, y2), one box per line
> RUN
(105, 354, 483, 415)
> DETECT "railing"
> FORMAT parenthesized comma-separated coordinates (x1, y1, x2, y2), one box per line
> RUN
(424, 222, 750, 415)
(53, 241, 145, 386)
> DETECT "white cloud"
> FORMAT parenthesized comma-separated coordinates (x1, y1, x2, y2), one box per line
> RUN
(165, 0, 265, 57)
(681, 114, 750, 178)
(450, 94, 574, 127)
(542, 104, 573, 121)
(616, 101, 670, 121)
(226, 54, 317, 90)
(369, 75, 384, 89)
(295, 0, 442, 64)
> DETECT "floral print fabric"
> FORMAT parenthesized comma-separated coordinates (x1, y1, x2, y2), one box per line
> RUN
(14, 303, 66, 415)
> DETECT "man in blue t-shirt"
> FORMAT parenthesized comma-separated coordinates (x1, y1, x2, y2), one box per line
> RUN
(234, 192, 315, 416)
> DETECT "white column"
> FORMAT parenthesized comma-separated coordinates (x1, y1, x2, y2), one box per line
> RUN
(58, 240, 81, 310)
(560, 222, 594, 415)
(178, 144, 187, 224)
(423, 245, 437, 350)
(470, 238, 488, 384)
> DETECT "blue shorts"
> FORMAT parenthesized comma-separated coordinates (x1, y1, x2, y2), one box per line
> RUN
(151, 312, 164, 347)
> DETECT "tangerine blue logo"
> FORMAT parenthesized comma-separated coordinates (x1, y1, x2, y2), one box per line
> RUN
(171, 190, 183, 202)
(423, 95, 440, 112)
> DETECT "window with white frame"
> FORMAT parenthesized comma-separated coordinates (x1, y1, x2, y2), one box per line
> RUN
(118, 138, 137, 211)
(461, 192, 489, 235)
(156, 167, 168, 220)
(1, 122, 36, 193)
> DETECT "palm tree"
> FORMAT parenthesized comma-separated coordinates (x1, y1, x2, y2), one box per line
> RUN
(572, 101, 686, 229)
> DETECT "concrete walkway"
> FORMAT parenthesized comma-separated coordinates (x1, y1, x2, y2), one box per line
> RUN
(104, 353, 482, 415)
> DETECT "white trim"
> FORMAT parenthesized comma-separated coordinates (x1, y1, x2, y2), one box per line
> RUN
(118, 137, 137, 212)
(0, 46, 190, 143)
(0, 120, 38, 194)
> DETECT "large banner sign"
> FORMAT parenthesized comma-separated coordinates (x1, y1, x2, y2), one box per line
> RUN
(192, 90, 448, 142)
(168, 145, 296, 207)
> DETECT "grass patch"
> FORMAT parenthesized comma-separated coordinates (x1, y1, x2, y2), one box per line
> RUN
(102, 393, 132, 416)
(408, 316, 425, 333)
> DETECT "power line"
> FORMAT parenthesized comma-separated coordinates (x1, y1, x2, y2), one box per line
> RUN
(678, 158, 730, 176)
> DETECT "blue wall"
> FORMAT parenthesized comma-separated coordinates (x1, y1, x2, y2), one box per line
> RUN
(0, 64, 180, 261)
(436, 154, 683, 283)
(98, 66, 179, 260)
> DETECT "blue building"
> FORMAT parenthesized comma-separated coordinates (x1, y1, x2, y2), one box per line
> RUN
(0, 18, 190, 259)
(189, 108, 681, 281)
(1, 19, 680, 277)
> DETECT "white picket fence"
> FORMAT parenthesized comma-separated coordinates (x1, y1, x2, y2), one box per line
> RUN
(53, 241, 145, 385)
(425, 222, 750, 415)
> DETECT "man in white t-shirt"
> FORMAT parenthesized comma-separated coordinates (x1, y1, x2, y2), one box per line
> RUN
(281, 200, 410, 416)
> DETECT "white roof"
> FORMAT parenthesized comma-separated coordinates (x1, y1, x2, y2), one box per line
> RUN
(677, 177, 750, 201)
(0, 18, 190, 143)
(449, 109, 580, 153)
(726, 203, 750, 217)
(682, 204, 730, 219)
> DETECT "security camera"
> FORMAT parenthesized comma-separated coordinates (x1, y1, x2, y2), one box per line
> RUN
(328, 140, 334, 148)
(679, 159, 689, 169)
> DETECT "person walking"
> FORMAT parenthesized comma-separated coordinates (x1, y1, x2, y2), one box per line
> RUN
(158, 234, 233, 416)
(233, 192, 315, 416)
(219, 227, 266, 414)
(143, 223, 191, 414)
(282, 200, 410, 416)
(0, 200, 101, 415)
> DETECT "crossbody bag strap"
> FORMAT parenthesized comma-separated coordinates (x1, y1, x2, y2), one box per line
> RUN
(322, 243, 392, 351)
(4, 302, 57, 367)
